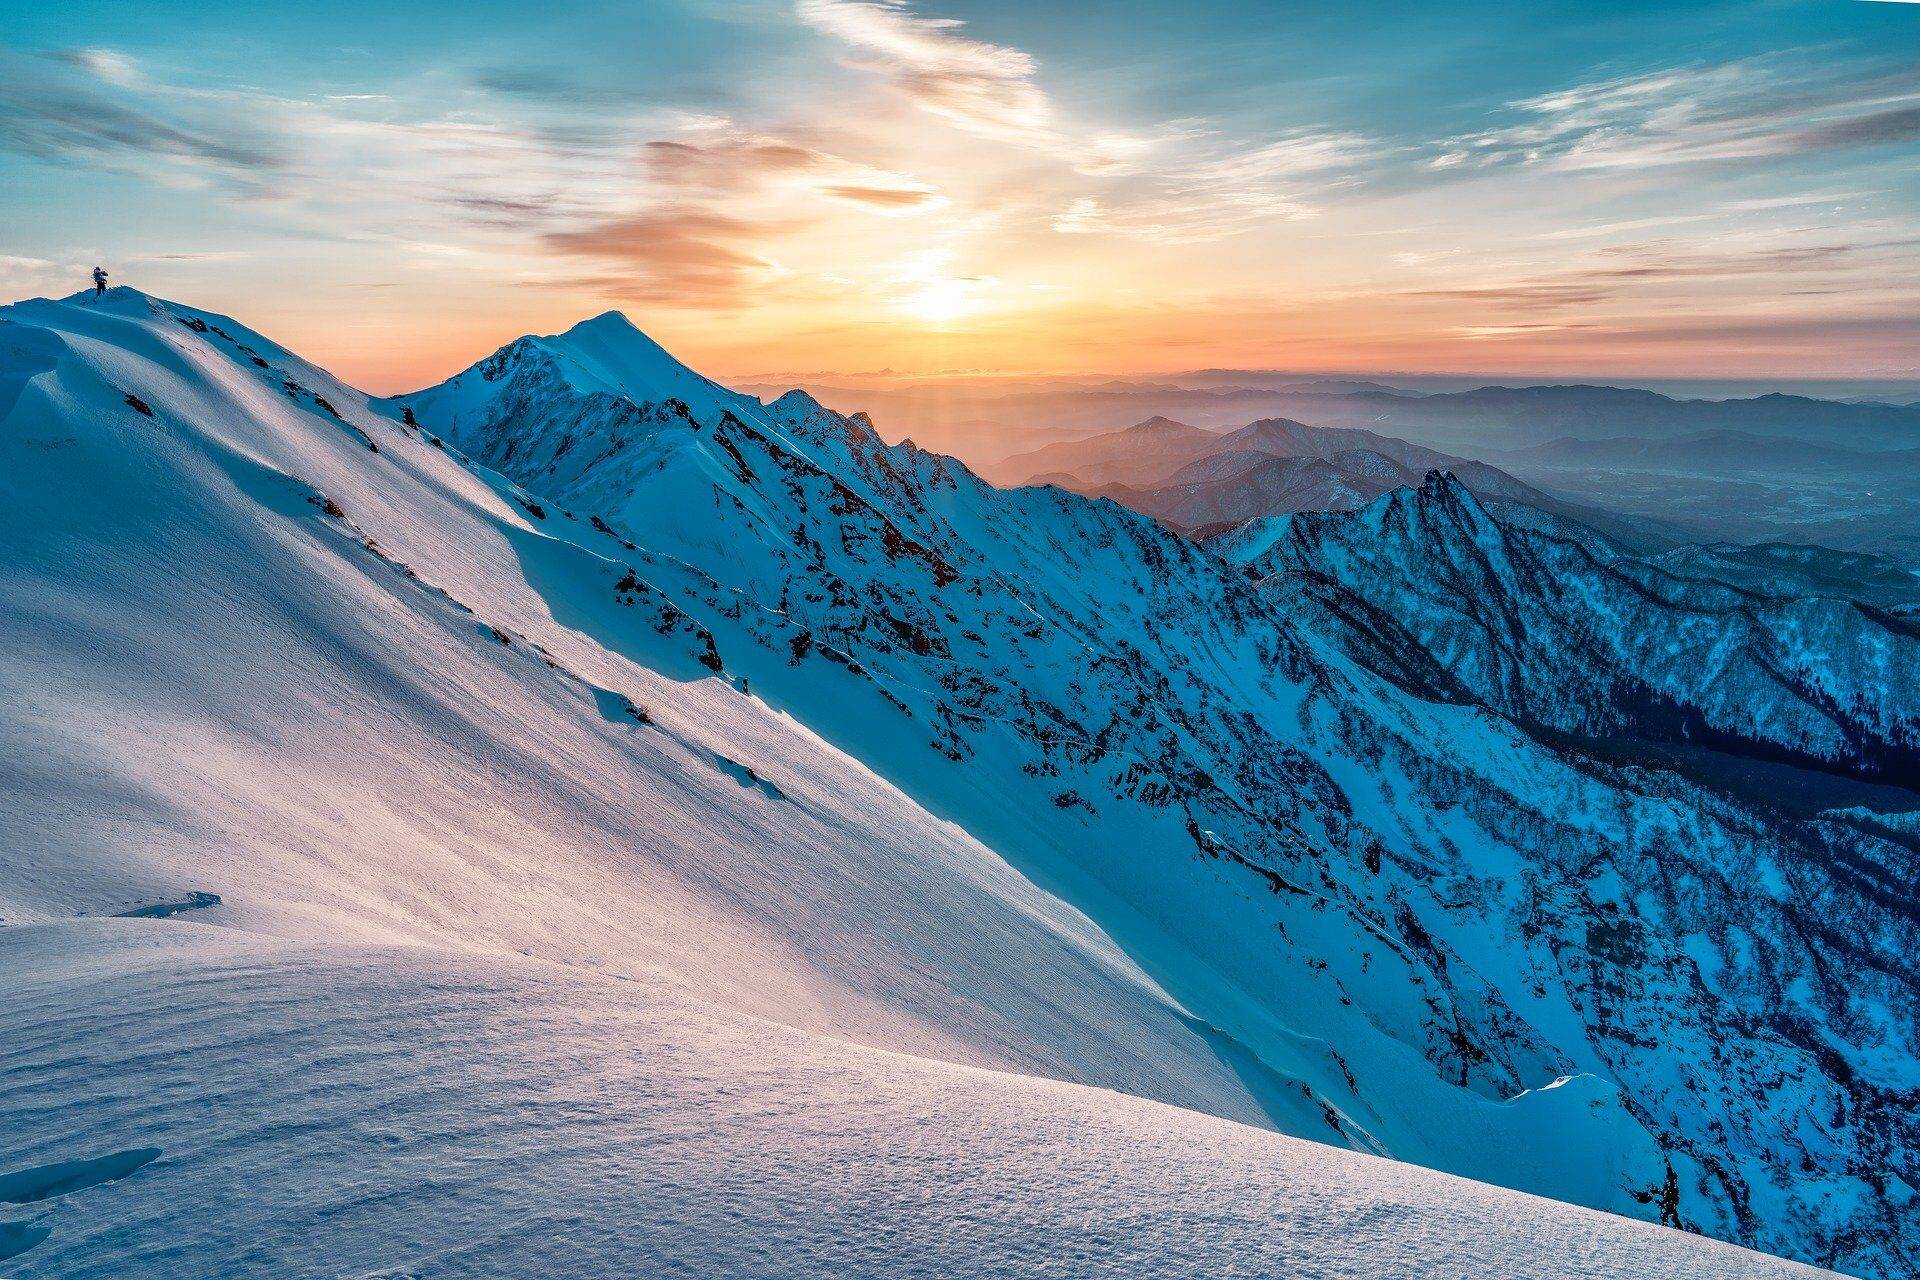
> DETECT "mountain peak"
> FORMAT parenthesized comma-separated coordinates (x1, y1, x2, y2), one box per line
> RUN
(575, 308, 638, 330)
(461, 310, 757, 427)
(1131, 415, 1202, 433)
(56, 284, 153, 306)
(550, 309, 659, 349)
(1417, 467, 1468, 500)
(537, 310, 691, 377)
(1220, 417, 1316, 449)
(1406, 468, 1498, 530)
(769, 387, 827, 415)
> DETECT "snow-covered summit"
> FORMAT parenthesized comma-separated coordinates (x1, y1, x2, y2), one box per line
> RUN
(527, 309, 755, 420)
(402, 309, 838, 443)
(399, 309, 755, 438)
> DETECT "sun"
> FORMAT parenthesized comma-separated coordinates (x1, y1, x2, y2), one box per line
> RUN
(901, 276, 981, 324)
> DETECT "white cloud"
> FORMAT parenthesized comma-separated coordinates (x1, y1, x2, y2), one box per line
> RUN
(1052, 131, 1371, 242)
(1431, 56, 1920, 172)
(796, 0, 1051, 139)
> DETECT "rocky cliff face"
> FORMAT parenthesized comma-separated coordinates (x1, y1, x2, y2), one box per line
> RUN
(405, 320, 1920, 1278)
(1220, 471, 1920, 788)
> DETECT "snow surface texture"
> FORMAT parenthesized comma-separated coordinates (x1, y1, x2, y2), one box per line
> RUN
(0, 289, 1901, 1276)
(4, 922, 1825, 1279)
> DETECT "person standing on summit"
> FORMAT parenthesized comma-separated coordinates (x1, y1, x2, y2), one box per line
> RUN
(92, 266, 109, 297)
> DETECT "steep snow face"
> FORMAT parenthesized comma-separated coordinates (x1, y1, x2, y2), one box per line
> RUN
(407, 320, 1920, 1277)
(1228, 472, 1920, 787)
(404, 310, 762, 431)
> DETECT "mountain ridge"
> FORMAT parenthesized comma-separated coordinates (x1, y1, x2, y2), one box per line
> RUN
(1, 289, 1911, 1277)
(1219, 471, 1920, 787)
(401, 306, 1919, 1276)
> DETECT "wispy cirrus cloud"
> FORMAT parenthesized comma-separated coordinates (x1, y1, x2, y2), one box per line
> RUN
(1394, 229, 1920, 327)
(0, 43, 955, 309)
(540, 123, 948, 304)
(0, 45, 638, 226)
(1052, 130, 1376, 242)
(1410, 282, 1614, 310)
(821, 183, 945, 209)
(542, 209, 794, 305)
(793, 0, 1148, 175)
(1537, 193, 1869, 240)
(795, 0, 1380, 242)
(1430, 54, 1920, 172)
(640, 129, 944, 211)
(795, 0, 1050, 141)
(1789, 103, 1920, 151)
(42, 47, 143, 86)
(0, 49, 283, 186)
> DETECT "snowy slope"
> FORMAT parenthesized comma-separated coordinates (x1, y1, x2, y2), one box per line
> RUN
(0, 287, 1296, 1119)
(0, 290, 1901, 1278)
(3, 922, 1827, 1280)
(402, 315, 1920, 1277)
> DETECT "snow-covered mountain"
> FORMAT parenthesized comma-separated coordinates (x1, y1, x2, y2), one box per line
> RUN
(0, 290, 1909, 1277)
(395, 312, 1916, 1276)
(1219, 472, 1920, 787)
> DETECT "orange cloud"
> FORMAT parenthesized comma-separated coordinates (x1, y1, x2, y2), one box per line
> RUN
(544, 209, 788, 305)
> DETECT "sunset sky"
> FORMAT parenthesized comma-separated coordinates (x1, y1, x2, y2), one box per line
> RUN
(2, 0, 1918, 391)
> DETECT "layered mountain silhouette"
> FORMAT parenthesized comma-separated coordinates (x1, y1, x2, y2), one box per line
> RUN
(991, 413, 1680, 546)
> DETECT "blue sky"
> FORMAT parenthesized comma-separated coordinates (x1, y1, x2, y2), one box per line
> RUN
(1, 0, 1916, 389)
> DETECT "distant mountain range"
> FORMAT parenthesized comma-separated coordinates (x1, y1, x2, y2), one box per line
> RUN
(766, 377, 1920, 561)
(1509, 429, 1920, 480)
(764, 377, 1920, 465)
(1339, 385, 1920, 453)
(991, 413, 1685, 548)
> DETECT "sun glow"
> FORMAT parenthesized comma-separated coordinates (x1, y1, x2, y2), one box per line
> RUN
(901, 276, 980, 323)
(887, 248, 987, 325)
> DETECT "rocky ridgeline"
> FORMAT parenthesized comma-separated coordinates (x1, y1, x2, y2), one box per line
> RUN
(404, 319, 1920, 1278)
